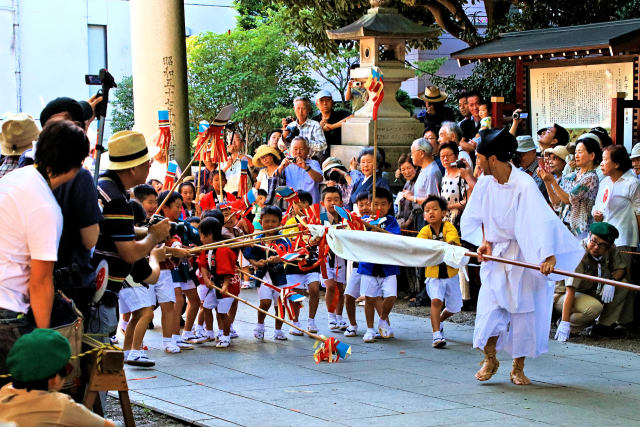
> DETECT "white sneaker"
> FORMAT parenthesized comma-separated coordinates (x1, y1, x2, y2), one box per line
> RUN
(229, 327, 239, 339)
(432, 332, 446, 348)
(254, 326, 265, 340)
(126, 350, 156, 367)
(328, 319, 339, 330)
(386, 326, 395, 339)
(164, 343, 181, 353)
(289, 322, 304, 336)
(337, 320, 349, 331)
(216, 337, 230, 348)
(174, 339, 194, 350)
(344, 325, 358, 337)
(363, 330, 376, 343)
(184, 334, 208, 344)
(378, 322, 392, 339)
(273, 330, 288, 341)
(308, 319, 318, 333)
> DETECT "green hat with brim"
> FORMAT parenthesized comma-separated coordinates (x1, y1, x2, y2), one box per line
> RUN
(589, 222, 619, 244)
(7, 329, 71, 382)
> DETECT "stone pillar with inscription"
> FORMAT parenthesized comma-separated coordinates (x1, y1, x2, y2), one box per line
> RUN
(129, 0, 190, 169)
(326, 0, 439, 168)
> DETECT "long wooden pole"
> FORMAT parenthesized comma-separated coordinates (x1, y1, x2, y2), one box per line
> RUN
(371, 119, 378, 204)
(154, 141, 207, 216)
(212, 280, 324, 342)
(188, 230, 305, 254)
(464, 251, 640, 292)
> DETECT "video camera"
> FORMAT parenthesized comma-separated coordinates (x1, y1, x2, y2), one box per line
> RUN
(84, 69, 117, 119)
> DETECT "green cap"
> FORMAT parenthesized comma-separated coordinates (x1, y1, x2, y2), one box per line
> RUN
(589, 222, 619, 244)
(7, 329, 71, 382)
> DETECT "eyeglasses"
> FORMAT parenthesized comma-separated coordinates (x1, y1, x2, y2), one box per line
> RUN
(589, 237, 610, 249)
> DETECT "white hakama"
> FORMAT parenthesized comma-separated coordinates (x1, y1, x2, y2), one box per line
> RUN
(461, 168, 583, 358)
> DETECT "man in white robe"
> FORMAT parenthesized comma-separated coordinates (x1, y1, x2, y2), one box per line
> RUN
(461, 127, 583, 385)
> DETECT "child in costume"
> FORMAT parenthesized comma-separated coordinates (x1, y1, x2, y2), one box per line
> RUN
(417, 195, 462, 348)
(359, 187, 401, 343)
(244, 206, 291, 341)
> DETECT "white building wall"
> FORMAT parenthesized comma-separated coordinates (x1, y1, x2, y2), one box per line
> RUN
(0, 0, 236, 131)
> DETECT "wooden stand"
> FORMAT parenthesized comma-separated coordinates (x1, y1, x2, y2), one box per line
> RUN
(82, 343, 135, 427)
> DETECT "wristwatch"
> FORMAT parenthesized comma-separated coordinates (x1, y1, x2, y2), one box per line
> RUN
(305, 165, 311, 172)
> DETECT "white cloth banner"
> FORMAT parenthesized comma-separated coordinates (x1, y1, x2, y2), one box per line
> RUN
(308, 226, 469, 269)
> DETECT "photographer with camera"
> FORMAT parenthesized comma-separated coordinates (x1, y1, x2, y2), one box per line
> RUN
(280, 97, 326, 160)
(0, 120, 89, 378)
(277, 136, 323, 204)
(92, 131, 171, 337)
(345, 64, 368, 113)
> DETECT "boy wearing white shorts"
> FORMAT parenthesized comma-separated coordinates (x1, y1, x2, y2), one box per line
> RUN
(283, 191, 321, 335)
(244, 206, 291, 341)
(417, 195, 463, 348)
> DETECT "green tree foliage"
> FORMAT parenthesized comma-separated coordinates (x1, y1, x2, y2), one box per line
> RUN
(110, 75, 134, 132)
(187, 16, 318, 150)
(305, 46, 359, 106)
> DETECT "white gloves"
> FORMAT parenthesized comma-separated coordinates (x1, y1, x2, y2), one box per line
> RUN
(601, 285, 615, 304)
(555, 320, 571, 342)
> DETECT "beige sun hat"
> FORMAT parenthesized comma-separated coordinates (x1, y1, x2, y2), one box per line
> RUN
(544, 145, 570, 163)
(418, 86, 448, 103)
(1, 113, 40, 156)
(105, 130, 156, 170)
(252, 144, 281, 168)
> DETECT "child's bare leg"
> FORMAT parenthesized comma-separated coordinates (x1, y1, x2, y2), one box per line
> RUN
(440, 308, 454, 323)
(132, 307, 154, 350)
(345, 294, 357, 326)
(159, 302, 175, 339)
(122, 312, 138, 351)
(221, 313, 231, 335)
(258, 300, 271, 325)
(325, 279, 337, 311)
(307, 282, 320, 319)
(336, 284, 345, 315)
(173, 288, 185, 335)
(380, 296, 396, 321)
(183, 288, 200, 333)
(229, 299, 238, 324)
(430, 298, 443, 333)
(365, 296, 376, 328)
(203, 308, 214, 330)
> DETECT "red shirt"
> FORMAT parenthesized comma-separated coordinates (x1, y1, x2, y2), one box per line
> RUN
(200, 191, 236, 211)
(196, 248, 240, 296)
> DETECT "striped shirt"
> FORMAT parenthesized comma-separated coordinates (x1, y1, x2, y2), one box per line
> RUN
(93, 170, 136, 291)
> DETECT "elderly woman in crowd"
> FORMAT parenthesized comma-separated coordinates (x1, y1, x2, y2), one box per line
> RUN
(542, 137, 601, 238)
(348, 147, 389, 211)
(439, 121, 473, 169)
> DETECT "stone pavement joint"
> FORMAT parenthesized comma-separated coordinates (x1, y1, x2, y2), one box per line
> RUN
(113, 289, 640, 426)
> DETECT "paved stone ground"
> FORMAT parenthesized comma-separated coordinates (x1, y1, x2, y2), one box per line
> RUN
(118, 289, 640, 426)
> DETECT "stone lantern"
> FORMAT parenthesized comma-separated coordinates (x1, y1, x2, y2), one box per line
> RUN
(326, 0, 439, 166)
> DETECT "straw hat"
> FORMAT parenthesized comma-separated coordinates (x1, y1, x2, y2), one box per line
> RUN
(105, 130, 156, 170)
(418, 86, 448, 103)
(252, 144, 281, 168)
(1, 113, 40, 156)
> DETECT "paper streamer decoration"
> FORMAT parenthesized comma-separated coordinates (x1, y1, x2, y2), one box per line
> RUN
(364, 67, 384, 121)
(157, 110, 172, 151)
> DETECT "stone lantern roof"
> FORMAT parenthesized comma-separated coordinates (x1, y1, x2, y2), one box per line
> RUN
(326, 0, 439, 41)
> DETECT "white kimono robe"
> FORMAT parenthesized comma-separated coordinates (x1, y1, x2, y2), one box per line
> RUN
(461, 167, 583, 358)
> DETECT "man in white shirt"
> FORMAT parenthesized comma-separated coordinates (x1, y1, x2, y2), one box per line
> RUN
(0, 120, 89, 378)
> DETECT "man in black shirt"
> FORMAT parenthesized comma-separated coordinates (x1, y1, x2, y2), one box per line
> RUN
(312, 89, 351, 160)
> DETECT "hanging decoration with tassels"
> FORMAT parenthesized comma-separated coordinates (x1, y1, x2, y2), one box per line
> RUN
(313, 336, 351, 363)
(237, 159, 249, 198)
(157, 110, 172, 154)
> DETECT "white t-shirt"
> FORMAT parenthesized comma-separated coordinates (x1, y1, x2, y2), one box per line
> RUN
(0, 166, 62, 313)
(592, 170, 640, 247)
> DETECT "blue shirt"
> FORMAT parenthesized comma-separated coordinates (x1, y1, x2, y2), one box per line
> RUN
(283, 160, 322, 204)
(243, 234, 289, 287)
(357, 215, 401, 277)
(348, 173, 390, 209)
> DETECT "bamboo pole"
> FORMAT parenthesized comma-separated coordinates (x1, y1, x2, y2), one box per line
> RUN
(464, 251, 640, 292)
(154, 141, 207, 216)
(188, 230, 305, 254)
(210, 281, 324, 342)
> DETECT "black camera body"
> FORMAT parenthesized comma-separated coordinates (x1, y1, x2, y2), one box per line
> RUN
(450, 160, 466, 169)
(513, 111, 528, 120)
(148, 214, 181, 237)
(284, 123, 300, 144)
